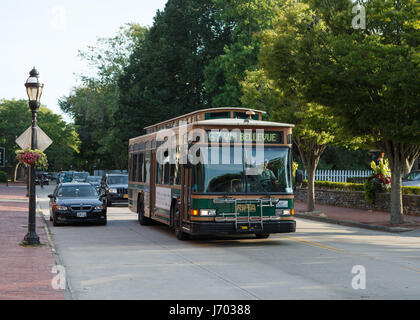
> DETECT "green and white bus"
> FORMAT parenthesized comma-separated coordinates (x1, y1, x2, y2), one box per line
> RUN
(128, 107, 296, 240)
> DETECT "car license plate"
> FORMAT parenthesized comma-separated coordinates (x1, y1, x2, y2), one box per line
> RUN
(123, 194, 128, 198)
(77, 212, 87, 218)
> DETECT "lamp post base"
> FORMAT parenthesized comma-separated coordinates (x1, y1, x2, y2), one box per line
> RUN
(23, 232, 40, 245)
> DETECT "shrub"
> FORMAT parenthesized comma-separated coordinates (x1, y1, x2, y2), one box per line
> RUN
(403, 186, 420, 196)
(301, 179, 419, 196)
(0, 171, 7, 183)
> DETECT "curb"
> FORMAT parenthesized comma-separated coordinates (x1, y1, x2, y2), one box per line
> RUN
(295, 212, 414, 233)
(36, 197, 75, 300)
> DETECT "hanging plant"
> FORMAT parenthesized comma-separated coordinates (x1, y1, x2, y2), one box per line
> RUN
(16, 146, 48, 169)
(364, 154, 391, 203)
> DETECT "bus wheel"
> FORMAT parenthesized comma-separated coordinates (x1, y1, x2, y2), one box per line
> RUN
(173, 204, 189, 240)
(138, 198, 151, 226)
(255, 233, 270, 239)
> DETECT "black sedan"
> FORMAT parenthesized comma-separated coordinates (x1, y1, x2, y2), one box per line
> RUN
(49, 183, 107, 226)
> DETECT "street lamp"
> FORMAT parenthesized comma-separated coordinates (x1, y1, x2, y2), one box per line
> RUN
(23, 67, 44, 245)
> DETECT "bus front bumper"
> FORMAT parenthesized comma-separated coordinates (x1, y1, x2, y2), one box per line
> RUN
(187, 220, 296, 235)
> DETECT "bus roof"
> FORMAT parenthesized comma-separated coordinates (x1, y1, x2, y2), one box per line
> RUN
(144, 107, 267, 134)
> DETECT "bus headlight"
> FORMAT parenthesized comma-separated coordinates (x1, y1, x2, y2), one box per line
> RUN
(275, 209, 290, 216)
(200, 209, 216, 216)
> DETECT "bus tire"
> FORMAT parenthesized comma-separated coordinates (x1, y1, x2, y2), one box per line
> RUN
(137, 196, 151, 225)
(255, 233, 270, 239)
(173, 203, 189, 240)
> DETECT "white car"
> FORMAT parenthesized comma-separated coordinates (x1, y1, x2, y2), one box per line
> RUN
(402, 170, 420, 187)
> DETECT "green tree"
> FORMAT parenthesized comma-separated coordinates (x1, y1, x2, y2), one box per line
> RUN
(204, 0, 283, 107)
(117, 0, 231, 144)
(258, 0, 420, 224)
(59, 24, 147, 170)
(0, 99, 79, 173)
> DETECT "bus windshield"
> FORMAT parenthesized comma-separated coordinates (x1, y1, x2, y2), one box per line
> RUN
(191, 146, 293, 194)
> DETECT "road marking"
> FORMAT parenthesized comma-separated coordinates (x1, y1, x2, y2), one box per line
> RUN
(277, 235, 349, 254)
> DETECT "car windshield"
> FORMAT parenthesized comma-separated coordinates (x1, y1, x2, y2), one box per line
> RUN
(74, 172, 88, 179)
(403, 171, 420, 181)
(57, 185, 98, 198)
(87, 177, 101, 182)
(107, 175, 128, 185)
(191, 146, 293, 194)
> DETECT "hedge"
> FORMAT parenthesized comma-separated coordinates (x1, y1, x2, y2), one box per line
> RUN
(0, 171, 7, 183)
(300, 180, 420, 195)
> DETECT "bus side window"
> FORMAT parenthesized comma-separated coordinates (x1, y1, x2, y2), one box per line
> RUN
(133, 153, 138, 182)
(164, 161, 170, 185)
(138, 152, 144, 182)
(145, 151, 150, 184)
(156, 163, 161, 185)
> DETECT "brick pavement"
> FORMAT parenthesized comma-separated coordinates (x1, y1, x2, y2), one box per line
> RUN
(0, 184, 63, 300)
(295, 200, 420, 230)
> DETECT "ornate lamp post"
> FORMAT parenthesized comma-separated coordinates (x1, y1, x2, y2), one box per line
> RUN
(23, 67, 44, 245)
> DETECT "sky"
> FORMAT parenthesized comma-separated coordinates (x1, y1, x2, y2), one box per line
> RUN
(0, 0, 168, 122)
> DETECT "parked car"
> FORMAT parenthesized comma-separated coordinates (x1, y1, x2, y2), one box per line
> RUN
(72, 171, 89, 182)
(86, 176, 102, 191)
(48, 183, 107, 226)
(402, 170, 420, 187)
(100, 173, 128, 207)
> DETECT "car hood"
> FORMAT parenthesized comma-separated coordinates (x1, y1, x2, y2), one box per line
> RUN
(56, 197, 102, 206)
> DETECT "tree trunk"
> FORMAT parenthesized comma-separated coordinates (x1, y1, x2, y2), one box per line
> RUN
(306, 163, 316, 212)
(294, 138, 325, 212)
(390, 163, 403, 225)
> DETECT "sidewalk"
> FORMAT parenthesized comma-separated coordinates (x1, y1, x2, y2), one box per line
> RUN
(295, 200, 420, 233)
(0, 184, 63, 299)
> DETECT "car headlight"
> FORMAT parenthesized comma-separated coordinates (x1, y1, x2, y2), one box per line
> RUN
(54, 205, 68, 211)
(109, 188, 117, 193)
(200, 209, 216, 216)
(94, 205, 105, 210)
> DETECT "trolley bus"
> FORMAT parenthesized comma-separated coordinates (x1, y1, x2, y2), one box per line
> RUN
(128, 107, 296, 239)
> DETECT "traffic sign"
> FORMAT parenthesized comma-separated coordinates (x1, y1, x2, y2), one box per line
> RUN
(0, 147, 4, 168)
(15, 126, 52, 152)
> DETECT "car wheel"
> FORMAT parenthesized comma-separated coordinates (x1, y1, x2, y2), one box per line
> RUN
(173, 203, 189, 240)
(52, 213, 60, 226)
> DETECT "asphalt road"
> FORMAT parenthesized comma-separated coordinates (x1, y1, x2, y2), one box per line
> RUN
(37, 184, 420, 300)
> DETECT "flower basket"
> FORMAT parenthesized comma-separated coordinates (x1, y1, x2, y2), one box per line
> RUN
(16, 147, 48, 169)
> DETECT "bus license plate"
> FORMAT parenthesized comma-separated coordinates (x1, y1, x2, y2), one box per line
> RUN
(77, 212, 87, 218)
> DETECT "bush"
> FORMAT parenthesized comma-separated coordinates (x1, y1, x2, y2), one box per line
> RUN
(301, 179, 420, 196)
(403, 186, 420, 196)
(347, 177, 369, 184)
(0, 171, 7, 183)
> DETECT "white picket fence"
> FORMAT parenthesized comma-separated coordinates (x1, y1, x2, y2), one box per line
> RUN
(303, 169, 373, 183)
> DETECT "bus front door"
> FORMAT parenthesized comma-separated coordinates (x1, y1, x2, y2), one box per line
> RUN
(181, 165, 191, 224)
